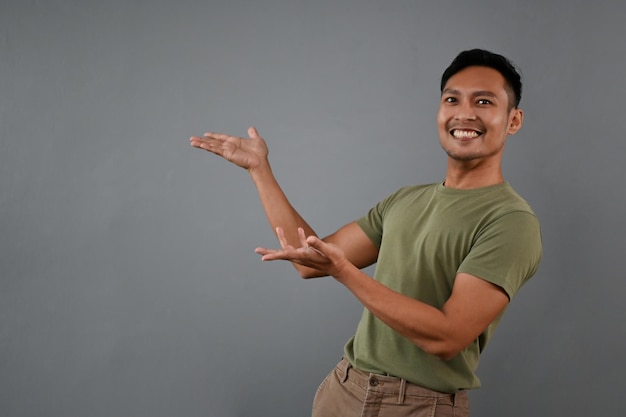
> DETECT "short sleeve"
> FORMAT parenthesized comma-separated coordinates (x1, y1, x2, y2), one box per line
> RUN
(457, 211, 543, 299)
(355, 188, 405, 249)
(356, 203, 384, 249)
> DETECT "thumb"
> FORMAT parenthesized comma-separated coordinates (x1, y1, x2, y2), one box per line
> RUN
(248, 126, 261, 139)
(306, 236, 326, 252)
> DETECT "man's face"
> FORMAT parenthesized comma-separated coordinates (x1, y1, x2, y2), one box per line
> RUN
(437, 66, 523, 163)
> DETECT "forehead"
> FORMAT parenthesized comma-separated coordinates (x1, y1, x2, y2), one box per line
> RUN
(442, 66, 508, 96)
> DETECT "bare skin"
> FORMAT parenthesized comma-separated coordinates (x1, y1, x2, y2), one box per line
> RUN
(437, 66, 523, 189)
(190, 66, 520, 360)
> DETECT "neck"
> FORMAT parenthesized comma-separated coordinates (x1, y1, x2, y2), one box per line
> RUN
(443, 159, 504, 189)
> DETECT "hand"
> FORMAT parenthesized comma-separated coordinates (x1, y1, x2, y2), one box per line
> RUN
(190, 126, 269, 172)
(255, 227, 351, 279)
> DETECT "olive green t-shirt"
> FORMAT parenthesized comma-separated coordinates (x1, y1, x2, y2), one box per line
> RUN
(344, 182, 542, 393)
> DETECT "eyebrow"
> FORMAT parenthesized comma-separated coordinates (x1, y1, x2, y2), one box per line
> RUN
(442, 88, 498, 99)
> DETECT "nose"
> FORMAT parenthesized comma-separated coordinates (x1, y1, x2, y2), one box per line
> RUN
(454, 99, 476, 121)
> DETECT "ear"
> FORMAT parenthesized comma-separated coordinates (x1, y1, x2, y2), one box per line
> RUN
(507, 108, 523, 135)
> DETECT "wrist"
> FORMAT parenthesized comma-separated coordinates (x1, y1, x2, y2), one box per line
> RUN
(248, 159, 272, 181)
(332, 259, 358, 284)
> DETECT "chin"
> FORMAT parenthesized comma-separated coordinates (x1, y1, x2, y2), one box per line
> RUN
(442, 144, 481, 161)
(446, 152, 483, 162)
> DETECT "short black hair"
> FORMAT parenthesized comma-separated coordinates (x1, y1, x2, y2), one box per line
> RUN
(440, 49, 522, 109)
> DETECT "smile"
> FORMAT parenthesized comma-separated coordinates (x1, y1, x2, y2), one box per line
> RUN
(450, 129, 482, 139)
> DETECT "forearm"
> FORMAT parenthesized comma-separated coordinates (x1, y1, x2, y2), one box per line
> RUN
(250, 162, 315, 239)
(249, 162, 324, 276)
(334, 264, 459, 360)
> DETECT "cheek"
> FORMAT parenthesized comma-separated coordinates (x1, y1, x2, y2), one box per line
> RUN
(482, 112, 508, 129)
(436, 109, 448, 129)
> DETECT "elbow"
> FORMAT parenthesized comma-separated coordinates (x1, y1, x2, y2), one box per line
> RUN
(299, 270, 318, 279)
(418, 339, 467, 362)
(425, 346, 460, 362)
(297, 266, 327, 279)
(437, 350, 461, 362)
(411, 321, 475, 361)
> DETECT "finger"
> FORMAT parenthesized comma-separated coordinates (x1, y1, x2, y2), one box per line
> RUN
(191, 138, 223, 154)
(297, 227, 307, 248)
(255, 247, 272, 256)
(260, 253, 286, 262)
(203, 132, 235, 141)
(248, 126, 261, 139)
(259, 249, 295, 262)
(275, 227, 290, 249)
(190, 135, 210, 144)
(190, 136, 210, 146)
(255, 247, 290, 258)
(189, 137, 211, 150)
(306, 236, 327, 254)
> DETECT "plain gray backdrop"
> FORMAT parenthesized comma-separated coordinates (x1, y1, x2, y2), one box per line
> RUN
(2, 1, 625, 416)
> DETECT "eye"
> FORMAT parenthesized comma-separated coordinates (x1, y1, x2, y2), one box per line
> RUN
(477, 99, 492, 105)
(444, 96, 457, 103)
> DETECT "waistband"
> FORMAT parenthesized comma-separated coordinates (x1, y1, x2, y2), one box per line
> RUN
(335, 358, 467, 406)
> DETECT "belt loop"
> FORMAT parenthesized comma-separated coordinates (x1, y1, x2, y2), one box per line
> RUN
(340, 361, 351, 383)
(451, 392, 457, 407)
(397, 378, 406, 404)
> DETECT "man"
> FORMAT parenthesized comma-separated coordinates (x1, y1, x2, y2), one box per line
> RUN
(190, 49, 542, 417)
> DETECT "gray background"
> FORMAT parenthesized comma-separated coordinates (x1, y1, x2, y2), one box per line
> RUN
(2, 1, 625, 416)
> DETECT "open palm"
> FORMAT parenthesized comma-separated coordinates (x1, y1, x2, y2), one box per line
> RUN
(190, 127, 268, 171)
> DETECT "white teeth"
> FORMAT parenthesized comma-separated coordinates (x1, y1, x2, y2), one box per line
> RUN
(452, 130, 480, 139)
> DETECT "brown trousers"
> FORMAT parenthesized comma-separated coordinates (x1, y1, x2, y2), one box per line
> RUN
(312, 358, 470, 417)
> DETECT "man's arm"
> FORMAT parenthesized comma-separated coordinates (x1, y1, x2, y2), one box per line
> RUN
(270, 222, 379, 278)
(190, 127, 378, 276)
(337, 268, 509, 360)
(257, 235, 509, 361)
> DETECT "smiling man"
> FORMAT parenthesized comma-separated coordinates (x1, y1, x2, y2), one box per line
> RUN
(190, 49, 542, 417)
